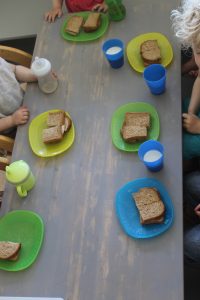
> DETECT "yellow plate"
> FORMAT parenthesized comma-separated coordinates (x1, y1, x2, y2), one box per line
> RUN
(126, 32, 173, 73)
(29, 109, 75, 158)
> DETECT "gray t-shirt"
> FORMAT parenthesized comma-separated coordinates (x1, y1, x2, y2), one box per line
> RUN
(0, 57, 23, 118)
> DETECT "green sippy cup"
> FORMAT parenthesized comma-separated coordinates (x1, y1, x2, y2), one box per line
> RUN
(106, 0, 126, 22)
(6, 160, 36, 198)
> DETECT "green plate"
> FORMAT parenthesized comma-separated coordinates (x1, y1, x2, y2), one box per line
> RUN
(29, 109, 75, 158)
(0, 210, 44, 271)
(111, 102, 160, 152)
(61, 11, 109, 42)
(126, 32, 173, 73)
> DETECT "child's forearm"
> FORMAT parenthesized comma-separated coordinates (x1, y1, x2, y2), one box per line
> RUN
(15, 65, 37, 83)
(0, 116, 14, 132)
(188, 76, 200, 114)
(53, 0, 63, 9)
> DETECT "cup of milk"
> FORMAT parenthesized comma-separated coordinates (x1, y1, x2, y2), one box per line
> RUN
(102, 38, 124, 69)
(138, 140, 164, 172)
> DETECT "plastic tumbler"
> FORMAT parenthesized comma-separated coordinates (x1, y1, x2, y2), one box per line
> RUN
(138, 140, 164, 172)
(143, 64, 166, 95)
(102, 39, 124, 69)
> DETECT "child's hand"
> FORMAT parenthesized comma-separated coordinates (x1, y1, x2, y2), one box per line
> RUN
(182, 113, 200, 133)
(194, 204, 200, 218)
(92, 3, 108, 13)
(11, 106, 30, 126)
(44, 8, 63, 22)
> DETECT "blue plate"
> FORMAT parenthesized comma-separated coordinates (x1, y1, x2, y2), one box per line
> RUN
(116, 178, 174, 239)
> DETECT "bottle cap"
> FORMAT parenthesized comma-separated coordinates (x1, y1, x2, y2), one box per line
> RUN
(31, 57, 51, 77)
(6, 160, 30, 184)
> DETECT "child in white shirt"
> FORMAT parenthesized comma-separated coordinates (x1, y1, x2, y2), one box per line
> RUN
(0, 57, 37, 133)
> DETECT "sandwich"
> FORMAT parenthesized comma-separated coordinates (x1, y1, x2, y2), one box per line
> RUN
(42, 110, 72, 144)
(124, 112, 150, 128)
(121, 125, 147, 143)
(65, 15, 84, 36)
(42, 125, 64, 144)
(140, 40, 161, 67)
(132, 187, 165, 224)
(0, 241, 21, 261)
(47, 110, 66, 127)
(83, 13, 101, 32)
(120, 112, 150, 144)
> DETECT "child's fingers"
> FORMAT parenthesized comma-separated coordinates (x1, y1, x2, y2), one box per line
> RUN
(182, 113, 188, 119)
(194, 204, 200, 212)
(92, 4, 101, 11)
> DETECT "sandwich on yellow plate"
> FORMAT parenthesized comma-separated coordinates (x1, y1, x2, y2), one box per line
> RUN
(42, 110, 72, 144)
(140, 40, 161, 66)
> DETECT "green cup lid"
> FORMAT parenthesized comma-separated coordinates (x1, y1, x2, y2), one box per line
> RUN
(6, 160, 30, 184)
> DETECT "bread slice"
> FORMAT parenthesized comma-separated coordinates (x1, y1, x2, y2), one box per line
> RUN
(132, 188, 165, 225)
(124, 112, 150, 128)
(65, 15, 84, 36)
(83, 13, 101, 32)
(0, 241, 21, 260)
(42, 126, 63, 144)
(47, 111, 65, 127)
(121, 125, 147, 143)
(140, 40, 161, 66)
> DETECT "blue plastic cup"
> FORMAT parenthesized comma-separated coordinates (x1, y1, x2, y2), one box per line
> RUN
(102, 38, 124, 69)
(138, 140, 164, 172)
(143, 64, 166, 95)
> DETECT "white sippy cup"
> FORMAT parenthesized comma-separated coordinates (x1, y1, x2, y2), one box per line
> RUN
(31, 57, 58, 94)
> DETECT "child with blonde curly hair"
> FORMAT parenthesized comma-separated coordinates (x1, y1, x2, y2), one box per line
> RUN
(171, 0, 200, 163)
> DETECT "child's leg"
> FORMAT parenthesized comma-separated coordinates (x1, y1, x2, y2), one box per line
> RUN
(183, 131, 200, 160)
(184, 224, 200, 266)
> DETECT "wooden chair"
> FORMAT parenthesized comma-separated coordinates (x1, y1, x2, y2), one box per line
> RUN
(0, 45, 32, 203)
(0, 45, 32, 67)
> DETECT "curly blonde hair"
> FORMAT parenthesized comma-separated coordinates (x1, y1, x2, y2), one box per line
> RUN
(171, 0, 200, 49)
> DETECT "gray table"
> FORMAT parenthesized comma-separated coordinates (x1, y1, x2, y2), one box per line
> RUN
(0, 0, 183, 299)
(0, 0, 51, 40)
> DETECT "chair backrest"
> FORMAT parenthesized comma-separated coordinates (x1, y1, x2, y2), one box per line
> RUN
(0, 45, 32, 67)
(0, 135, 14, 171)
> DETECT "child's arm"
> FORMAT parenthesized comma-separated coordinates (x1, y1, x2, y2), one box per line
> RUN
(45, 0, 63, 22)
(92, 1, 108, 13)
(11, 65, 37, 83)
(0, 107, 29, 132)
(188, 74, 200, 114)
(182, 74, 200, 134)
